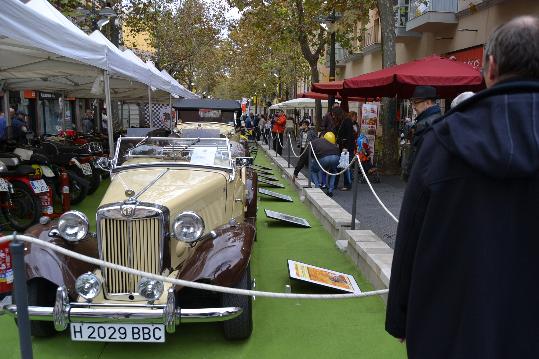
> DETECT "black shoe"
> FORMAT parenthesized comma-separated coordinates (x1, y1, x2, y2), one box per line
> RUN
(327, 191, 334, 197)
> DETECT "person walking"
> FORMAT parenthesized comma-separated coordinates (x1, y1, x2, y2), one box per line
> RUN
(82, 109, 94, 134)
(12, 110, 28, 144)
(334, 107, 355, 190)
(386, 16, 539, 359)
(293, 120, 318, 181)
(272, 110, 286, 155)
(401, 85, 442, 181)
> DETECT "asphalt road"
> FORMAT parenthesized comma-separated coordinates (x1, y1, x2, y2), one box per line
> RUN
(262, 133, 406, 248)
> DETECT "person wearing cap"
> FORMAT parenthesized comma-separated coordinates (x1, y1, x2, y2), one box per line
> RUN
(403, 85, 442, 181)
(309, 131, 340, 197)
(12, 110, 28, 144)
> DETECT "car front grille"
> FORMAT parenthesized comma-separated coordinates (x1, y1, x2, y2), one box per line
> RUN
(97, 204, 168, 296)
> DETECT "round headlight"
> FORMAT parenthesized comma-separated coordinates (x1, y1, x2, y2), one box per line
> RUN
(137, 277, 164, 301)
(58, 210, 89, 242)
(173, 211, 204, 243)
(75, 272, 101, 300)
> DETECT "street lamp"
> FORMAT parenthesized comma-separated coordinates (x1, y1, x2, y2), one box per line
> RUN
(318, 11, 341, 109)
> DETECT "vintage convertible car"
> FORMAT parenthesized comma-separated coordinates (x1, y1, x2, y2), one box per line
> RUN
(3, 136, 258, 342)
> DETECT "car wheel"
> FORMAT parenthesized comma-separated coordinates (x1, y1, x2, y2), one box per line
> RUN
(16, 279, 57, 337)
(86, 165, 102, 194)
(1, 181, 42, 231)
(221, 264, 253, 340)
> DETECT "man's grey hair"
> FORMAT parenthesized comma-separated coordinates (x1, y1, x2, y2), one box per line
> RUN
(484, 16, 539, 79)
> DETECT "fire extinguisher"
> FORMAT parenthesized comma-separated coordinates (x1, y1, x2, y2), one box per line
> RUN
(0, 239, 13, 298)
(60, 170, 70, 212)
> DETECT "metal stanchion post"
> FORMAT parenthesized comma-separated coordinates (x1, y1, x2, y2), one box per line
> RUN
(351, 160, 359, 230)
(287, 133, 291, 168)
(308, 146, 312, 188)
(10, 236, 34, 359)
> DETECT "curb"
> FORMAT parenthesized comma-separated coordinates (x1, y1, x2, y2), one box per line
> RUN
(257, 141, 392, 301)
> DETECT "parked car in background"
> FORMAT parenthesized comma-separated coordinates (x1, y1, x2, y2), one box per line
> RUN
(4, 136, 258, 342)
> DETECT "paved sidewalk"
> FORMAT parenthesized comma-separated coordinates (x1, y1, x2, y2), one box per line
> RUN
(263, 134, 405, 248)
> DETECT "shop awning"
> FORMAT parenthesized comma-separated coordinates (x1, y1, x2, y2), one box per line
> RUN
(342, 55, 484, 98)
(311, 80, 344, 94)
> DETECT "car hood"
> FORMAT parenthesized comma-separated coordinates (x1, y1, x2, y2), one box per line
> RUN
(100, 167, 229, 228)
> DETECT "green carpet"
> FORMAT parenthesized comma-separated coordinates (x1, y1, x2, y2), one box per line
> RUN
(0, 150, 405, 358)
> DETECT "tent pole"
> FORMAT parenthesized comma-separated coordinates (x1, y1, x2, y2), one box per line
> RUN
(61, 92, 66, 131)
(104, 70, 114, 158)
(2, 91, 10, 128)
(169, 94, 172, 131)
(148, 86, 153, 129)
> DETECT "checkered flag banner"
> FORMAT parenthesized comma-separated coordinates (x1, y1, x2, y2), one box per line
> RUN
(143, 103, 172, 129)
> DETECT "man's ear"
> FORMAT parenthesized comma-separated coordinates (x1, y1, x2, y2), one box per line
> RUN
(486, 55, 498, 85)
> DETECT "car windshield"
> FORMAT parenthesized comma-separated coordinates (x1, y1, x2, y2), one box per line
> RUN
(113, 137, 232, 170)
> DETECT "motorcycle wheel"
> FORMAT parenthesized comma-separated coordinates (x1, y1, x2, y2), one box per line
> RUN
(1, 181, 42, 231)
(85, 165, 102, 195)
(67, 171, 89, 205)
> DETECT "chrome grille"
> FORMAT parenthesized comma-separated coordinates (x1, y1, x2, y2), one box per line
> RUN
(97, 203, 168, 296)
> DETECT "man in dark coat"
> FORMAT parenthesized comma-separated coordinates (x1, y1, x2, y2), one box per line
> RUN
(402, 85, 442, 181)
(386, 16, 539, 358)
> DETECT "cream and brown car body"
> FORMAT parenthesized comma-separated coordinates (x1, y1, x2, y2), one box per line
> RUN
(4, 137, 257, 341)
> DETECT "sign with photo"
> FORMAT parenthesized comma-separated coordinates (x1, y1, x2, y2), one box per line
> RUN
(287, 260, 361, 294)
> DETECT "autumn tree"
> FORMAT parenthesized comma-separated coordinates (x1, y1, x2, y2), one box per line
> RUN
(123, 0, 229, 94)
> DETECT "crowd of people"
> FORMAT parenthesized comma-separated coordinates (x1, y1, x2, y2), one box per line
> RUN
(0, 108, 30, 145)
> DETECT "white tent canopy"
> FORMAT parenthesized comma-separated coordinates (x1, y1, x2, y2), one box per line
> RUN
(269, 98, 333, 110)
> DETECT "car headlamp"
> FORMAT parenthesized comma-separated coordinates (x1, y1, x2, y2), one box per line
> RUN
(58, 210, 89, 242)
(75, 272, 101, 300)
(137, 277, 164, 301)
(0, 161, 7, 173)
(173, 211, 204, 243)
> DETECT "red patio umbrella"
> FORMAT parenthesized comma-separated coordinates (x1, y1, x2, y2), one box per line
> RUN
(343, 55, 484, 98)
(298, 91, 366, 102)
(311, 80, 344, 94)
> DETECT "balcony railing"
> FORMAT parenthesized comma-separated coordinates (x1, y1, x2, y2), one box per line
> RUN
(394, 4, 410, 28)
(409, 0, 457, 21)
(362, 24, 380, 48)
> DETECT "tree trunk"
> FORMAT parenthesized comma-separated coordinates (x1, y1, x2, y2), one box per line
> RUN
(377, 0, 400, 175)
(310, 64, 322, 130)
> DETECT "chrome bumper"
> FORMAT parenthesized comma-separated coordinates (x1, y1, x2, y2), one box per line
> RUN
(2, 287, 241, 334)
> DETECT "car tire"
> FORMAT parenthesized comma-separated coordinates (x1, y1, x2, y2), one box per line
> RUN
(1, 181, 42, 231)
(16, 279, 57, 337)
(86, 165, 102, 194)
(221, 264, 253, 340)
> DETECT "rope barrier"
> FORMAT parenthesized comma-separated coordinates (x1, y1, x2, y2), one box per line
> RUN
(356, 155, 399, 223)
(287, 133, 310, 158)
(310, 145, 357, 176)
(0, 234, 388, 300)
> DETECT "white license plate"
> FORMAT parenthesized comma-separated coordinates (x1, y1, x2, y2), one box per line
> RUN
(30, 179, 49, 194)
(80, 163, 93, 175)
(70, 323, 165, 343)
(0, 178, 9, 192)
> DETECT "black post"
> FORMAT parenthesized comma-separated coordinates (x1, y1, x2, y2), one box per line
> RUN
(10, 236, 33, 359)
(308, 146, 312, 188)
(287, 132, 291, 168)
(351, 161, 359, 230)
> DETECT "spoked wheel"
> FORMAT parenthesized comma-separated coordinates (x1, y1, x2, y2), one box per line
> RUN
(221, 264, 253, 340)
(1, 181, 42, 231)
(67, 171, 89, 205)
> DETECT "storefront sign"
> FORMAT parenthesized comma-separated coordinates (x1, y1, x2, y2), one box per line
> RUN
(446, 45, 484, 70)
(39, 92, 59, 100)
(24, 90, 36, 99)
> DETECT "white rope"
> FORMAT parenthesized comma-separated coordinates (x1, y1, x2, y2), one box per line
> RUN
(310, 145, 357, 176)
(356, 155, 399, 223)
(1, 234, 388, 300)
(287, 133, 310, 158)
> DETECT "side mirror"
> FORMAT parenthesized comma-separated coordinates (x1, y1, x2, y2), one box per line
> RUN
(235, 157, 254, 167)
(96, 157, 112, 171)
